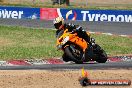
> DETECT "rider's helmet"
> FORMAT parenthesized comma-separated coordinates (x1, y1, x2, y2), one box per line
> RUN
(53, 17, 64, 30)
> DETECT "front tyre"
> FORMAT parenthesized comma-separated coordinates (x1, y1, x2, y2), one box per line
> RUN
(93, 44, 108, 63)
(64, 45, 84, 64)
(96, 49, 107, 63)
(62, 53, 71, 62)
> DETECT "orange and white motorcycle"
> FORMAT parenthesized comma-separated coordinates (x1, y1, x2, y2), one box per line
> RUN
(56, 29, 107, 64)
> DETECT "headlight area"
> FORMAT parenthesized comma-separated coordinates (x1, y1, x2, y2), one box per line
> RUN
(62, 36, 69, 45)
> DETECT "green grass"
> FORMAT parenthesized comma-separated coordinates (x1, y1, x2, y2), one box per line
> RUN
(0, 25, 131, 60)
(0, 26, 62, 60)
(92, 34, 132, 55)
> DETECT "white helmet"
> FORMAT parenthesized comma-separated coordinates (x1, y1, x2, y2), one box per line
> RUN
(53, 17, 64, 29)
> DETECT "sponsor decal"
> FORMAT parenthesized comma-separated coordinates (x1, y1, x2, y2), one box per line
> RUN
(81, 11, 132, 22)
(79, 67, 131, 86)
(66, 10, 77, 20)
(0, 6, 40, 19)
(0, 9, 23, 19)
(59, 9, 132, 22)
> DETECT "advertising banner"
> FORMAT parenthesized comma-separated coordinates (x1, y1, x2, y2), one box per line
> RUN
(1, 6, 131, 22)
(58, 9, 132, 22)
(0, 6, 40, 19)
(40, 8, 59, 20)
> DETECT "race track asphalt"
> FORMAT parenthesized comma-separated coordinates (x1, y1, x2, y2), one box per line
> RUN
(0, 18, 132, 35)
(0, 18, 132, 70)
(0, 61, 132, 70)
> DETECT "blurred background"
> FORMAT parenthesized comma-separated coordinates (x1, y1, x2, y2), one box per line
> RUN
(0, 0, 132, 9)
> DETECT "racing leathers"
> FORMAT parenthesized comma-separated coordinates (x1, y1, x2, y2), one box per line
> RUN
(56, 23, 90, 44)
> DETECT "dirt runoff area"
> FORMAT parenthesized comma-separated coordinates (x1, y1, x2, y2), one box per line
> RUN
(0, 69, 131, 88)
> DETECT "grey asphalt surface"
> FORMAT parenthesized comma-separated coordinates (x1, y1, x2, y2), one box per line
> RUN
(0, 18, 132, 35)
(0, 61, 132, 70)
(0, 18, 132, 70)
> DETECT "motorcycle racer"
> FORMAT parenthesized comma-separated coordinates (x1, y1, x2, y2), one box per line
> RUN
(53, 17, 91, 44)
(54, 17, 107, 63)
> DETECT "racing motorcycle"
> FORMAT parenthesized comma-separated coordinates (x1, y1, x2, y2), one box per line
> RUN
(56, 29, 108, 64)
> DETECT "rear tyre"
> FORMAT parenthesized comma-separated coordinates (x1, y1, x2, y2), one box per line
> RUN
(64, 45, 84, 64)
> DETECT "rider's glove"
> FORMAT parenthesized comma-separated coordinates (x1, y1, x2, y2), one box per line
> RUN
(76, 26, 81, 31)
(71, 29, 76, 34)
(68, 23, 76, 28)
(76, 26, 85, 32)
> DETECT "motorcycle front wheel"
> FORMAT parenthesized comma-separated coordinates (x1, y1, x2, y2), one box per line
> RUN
(64, 44, 84, 64)
(93, 44, 108, 63)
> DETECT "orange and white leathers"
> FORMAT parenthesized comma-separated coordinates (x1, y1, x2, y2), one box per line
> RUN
(56, 29, 90, 52)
